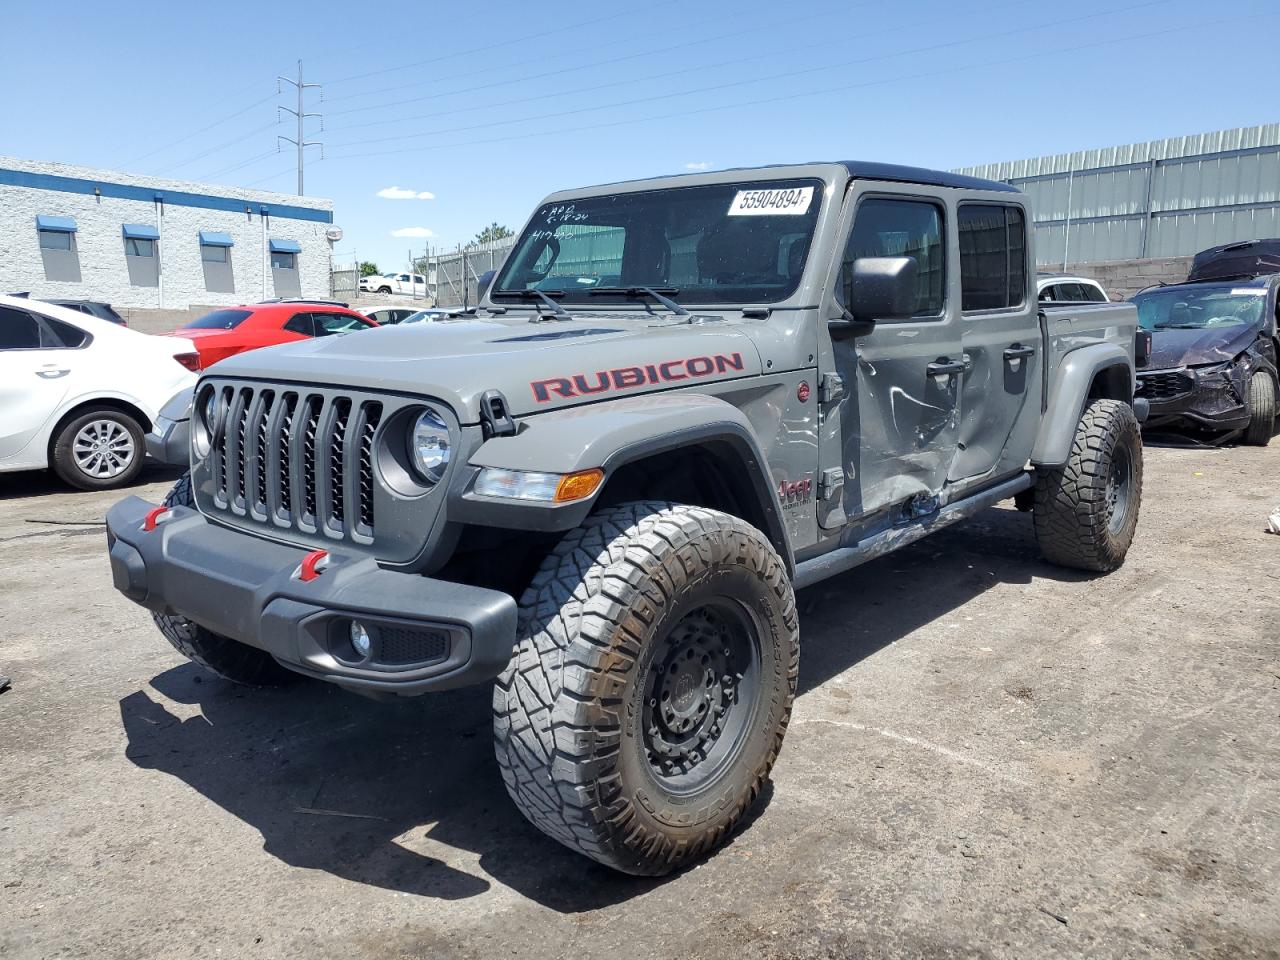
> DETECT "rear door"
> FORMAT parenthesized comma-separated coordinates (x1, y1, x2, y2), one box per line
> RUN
(0, 305, 80, 462)
(948, 202, 1042, 484)
(819, 188, 963, 527)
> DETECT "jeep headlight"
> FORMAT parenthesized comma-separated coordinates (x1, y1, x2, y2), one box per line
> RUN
(410, 409, 451, 485)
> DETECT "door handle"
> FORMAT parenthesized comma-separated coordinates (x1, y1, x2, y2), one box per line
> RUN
(36, 368, 70, 379)
(1004, 344, 1036, 360)
(927, 356, 970, 376)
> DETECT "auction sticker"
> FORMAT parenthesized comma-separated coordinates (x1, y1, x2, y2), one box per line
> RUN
(728, 185, 814, 216)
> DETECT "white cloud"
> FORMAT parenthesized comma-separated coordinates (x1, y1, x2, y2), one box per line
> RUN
(684, 162, 712, 171)
(390, 226, 435, 238)
(377, 186, 436, 200)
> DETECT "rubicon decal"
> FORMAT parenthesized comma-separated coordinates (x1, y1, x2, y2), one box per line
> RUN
(531, 353, 745, 403)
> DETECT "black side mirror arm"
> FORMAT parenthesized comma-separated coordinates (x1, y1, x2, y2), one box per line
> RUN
(828, 307, 876, 340)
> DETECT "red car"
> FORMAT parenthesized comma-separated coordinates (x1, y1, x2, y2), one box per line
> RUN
(174, 301, 379, 368)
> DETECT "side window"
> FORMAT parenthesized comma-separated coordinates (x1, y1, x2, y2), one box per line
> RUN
(398, 274, 410, 282)
(958, 204, 1028, 311)
(283, 313, 314, 336)
(40, 316, 89, 348)
(839, 197, 945, 317)
(1039, 284, 1057, 302)
(315, 313, 368, 335)
(0, 306, 43, 349)
(1084, 284, 1107, 303)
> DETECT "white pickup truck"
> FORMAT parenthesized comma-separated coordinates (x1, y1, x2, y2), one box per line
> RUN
(358, 272, 427, 296)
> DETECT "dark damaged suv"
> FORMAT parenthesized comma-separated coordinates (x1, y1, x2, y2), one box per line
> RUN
(1132, 244, 1279, 445)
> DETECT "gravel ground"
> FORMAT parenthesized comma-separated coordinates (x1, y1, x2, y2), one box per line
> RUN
(1, 444, 1277, 960)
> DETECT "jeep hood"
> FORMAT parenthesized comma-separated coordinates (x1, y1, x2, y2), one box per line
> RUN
(1142, 321, 1261, 370)
(206, 314, 763, 422)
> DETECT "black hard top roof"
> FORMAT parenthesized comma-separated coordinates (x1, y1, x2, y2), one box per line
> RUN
(838, 161, 1019, 194)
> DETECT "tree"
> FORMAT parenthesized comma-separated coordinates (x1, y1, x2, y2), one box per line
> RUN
(474, 222, 514, 245)
(358, 261, 380, 277)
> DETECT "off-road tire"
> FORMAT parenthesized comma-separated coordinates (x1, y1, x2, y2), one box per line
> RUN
(1033, 399, 1142, 572)
(150, 474, 298, 686)
(1243, 372, 1275, 446)
(493, 502, 799, 875)
(51, 407, 145, 491)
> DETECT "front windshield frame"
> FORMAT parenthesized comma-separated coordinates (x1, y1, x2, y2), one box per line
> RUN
(1132, 283, 1269, 332)
(492, 178, 826, 306)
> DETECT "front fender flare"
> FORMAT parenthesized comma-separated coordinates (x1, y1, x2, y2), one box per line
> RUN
(1031, 343, 1133, 467)
(450, 393, 792, 571)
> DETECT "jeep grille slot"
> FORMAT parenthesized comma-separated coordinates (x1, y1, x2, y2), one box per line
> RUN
(202, 383, 382, 545)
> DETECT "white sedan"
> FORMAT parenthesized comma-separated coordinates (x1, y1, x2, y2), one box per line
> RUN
(0, 295, 198, 490)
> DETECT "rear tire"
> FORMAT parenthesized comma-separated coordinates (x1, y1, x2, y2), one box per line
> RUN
(493, 502, 798, 875)
(150, 474, 299, 687)
(1243, 372, 1275, 446)
(1033, 399, 1142, 572)
(51, 407, 145, 491)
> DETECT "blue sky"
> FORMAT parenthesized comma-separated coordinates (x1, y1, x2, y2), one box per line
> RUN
(2, 0, 1276, 271)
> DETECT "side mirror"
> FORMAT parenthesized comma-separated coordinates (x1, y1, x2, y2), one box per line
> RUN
(830, 256, 918, 340)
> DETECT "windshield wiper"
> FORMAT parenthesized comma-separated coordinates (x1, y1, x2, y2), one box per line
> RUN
(491, 288, 570, 319)
(1153, 323, 1203, 329)
(587, 286, 688, 316)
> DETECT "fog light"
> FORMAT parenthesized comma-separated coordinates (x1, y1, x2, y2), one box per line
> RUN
(350, 621, 373, 658)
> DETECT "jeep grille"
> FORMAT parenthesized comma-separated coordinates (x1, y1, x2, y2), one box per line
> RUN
(207, 384, 383, 543)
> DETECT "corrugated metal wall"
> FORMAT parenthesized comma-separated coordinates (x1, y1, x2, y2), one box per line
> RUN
(954, 123, 1280, 266)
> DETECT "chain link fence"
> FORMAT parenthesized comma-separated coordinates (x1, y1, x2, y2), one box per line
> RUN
(428, 238, 515, 307)
(330, 262, 359, 301)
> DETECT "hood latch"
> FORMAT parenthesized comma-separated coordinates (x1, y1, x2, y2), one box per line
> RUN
(479, 389, 517, 438)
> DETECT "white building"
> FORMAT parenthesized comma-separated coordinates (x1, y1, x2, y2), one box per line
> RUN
(0, 156, 337, 310)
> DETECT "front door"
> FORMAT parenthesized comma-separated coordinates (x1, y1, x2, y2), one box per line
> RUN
(949, 203, 1042, 483)
(818, 191, 963, 527)
(0, 305, 73, 462)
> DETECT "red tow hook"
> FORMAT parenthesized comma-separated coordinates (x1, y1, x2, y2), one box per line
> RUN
(141, 506, 173, 532)
(297, 549, 330, 583)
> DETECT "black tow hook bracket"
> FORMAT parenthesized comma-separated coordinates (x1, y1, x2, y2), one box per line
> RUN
(479, 389, 517, 438)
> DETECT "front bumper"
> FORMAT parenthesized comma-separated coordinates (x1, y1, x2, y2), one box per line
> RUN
(105, 496, 517, 696)
(144, 415, 190, 466)
(1136, 366, 1249, 433)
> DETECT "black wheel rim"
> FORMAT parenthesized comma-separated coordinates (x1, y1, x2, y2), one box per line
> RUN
(1105, 440, 1133, 535)
(641, 599, 762, 795)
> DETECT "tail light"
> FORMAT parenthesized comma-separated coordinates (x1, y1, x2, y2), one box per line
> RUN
(173, 352, 202, 372)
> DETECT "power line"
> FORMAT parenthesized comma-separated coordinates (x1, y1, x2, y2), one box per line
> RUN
(322, 0, 681, 88)
(117, 92, 280, 168)
(198, 149, 279, 182)
(322, 12, 1249, 164)
(153, 121, 280, 176)
(325, 0, 1028, 138)
(320, 0, 819, 112)
(323, 0, 1177, 154)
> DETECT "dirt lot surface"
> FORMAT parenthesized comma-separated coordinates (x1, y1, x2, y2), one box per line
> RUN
(2, 445, 1277, 960)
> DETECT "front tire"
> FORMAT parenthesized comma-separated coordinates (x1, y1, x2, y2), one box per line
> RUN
(494, 502, 798, 875)
(1243, 372, 1275, 446)
(150, 475, 299, 687)
(1032, 399, 1143, 572)
(51, 407, 145, 490)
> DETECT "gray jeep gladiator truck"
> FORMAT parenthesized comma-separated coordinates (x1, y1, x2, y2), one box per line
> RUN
(105, 161, 1145, 875)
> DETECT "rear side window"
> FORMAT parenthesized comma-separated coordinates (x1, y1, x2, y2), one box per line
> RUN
(1084, 283, 1107, 302)
(840, 197, 945, 317)
(185, 309, 252, 330)
(283, 313, 315, 336)
(41, 316, 89, 348)
(0, 306, 42, 349)
(959, 204, 1027, 311)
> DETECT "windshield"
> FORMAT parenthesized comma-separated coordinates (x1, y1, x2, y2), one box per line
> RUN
(183, 309, 252, 330)
(1133, 284, 1267, 331)
(493, 179, 824, 305)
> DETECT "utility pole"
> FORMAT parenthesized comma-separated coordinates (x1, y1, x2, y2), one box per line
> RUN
(277, 60, 323, 196)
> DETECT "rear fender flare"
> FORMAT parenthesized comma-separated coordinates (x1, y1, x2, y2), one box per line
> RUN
(1031, 343, 1133, 467)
